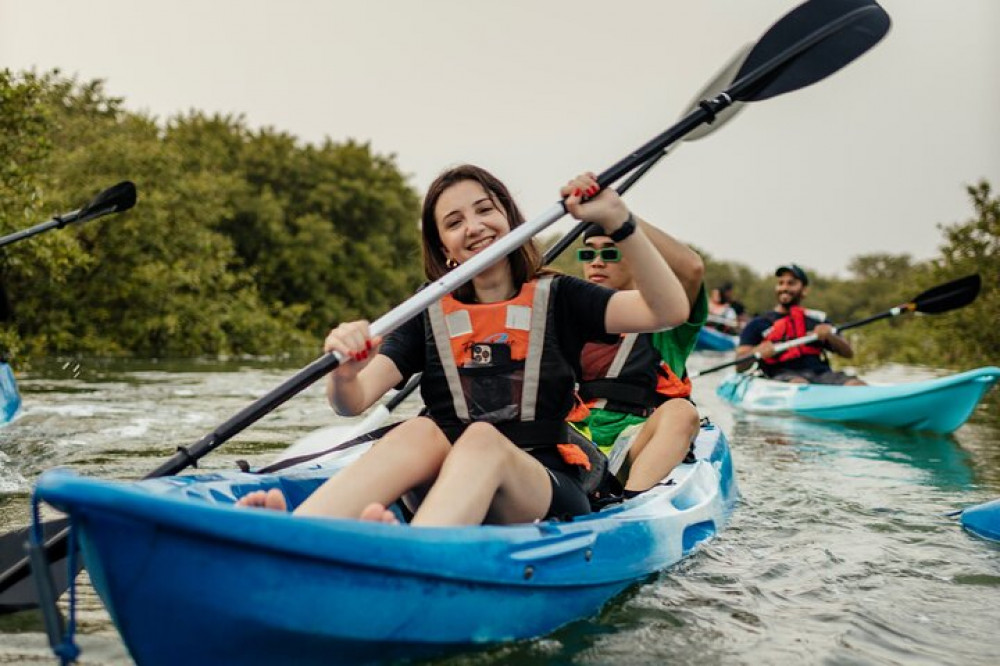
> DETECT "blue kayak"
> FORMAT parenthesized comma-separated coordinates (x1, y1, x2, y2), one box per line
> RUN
(716, 366, 1000, 434)
(35, 424, 737, 665)
(961, 498, 1000, 542)
(0, 362, 21, 426)
(694, 326, 738, 352)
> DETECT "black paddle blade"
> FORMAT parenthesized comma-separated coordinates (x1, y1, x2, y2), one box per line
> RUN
(730, 0, 890, 102)
(81, 180, 137, 217)
(0, 519, 73, 614)
(913, 274, 981, 314)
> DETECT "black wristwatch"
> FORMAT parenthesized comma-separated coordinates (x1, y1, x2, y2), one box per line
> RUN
(608, 213, 636, 242)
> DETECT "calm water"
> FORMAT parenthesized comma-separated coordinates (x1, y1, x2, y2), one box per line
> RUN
(0, 356, 998, 665)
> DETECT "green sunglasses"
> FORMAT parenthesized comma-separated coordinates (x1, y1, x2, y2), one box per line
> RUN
(576, 247, 622, 263)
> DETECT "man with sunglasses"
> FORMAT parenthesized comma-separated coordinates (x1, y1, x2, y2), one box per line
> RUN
(573, 222, 707, 497)
(736, 264, 864, 385)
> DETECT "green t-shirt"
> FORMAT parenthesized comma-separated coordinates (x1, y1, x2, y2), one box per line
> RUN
(580, 284, 708, 451)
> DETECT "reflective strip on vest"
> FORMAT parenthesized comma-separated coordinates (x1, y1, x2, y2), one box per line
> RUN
(520, 276, 552, 421)
(606, 333, 637, 379)
(591, 332, 637, 410)
(428, 300, 470, 421)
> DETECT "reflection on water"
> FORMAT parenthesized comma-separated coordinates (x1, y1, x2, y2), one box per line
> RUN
(731, 415, 978, 490)
(0, 356, 998, 665)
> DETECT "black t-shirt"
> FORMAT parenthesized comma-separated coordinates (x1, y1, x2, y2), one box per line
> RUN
(740, 309, 831, 375)
(380, 274, 618, 384)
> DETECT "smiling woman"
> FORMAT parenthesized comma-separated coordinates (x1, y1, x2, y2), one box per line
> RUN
(236, 163, 690, 528)
(422, 165, 542, 306)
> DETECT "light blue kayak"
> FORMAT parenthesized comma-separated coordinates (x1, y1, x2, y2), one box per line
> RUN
(35, 424, 737, 665)
(0, 362, 21, 426)
(716, 366, 1000, 434)
(695, 326, 738, 352)
(961, 499, 1000, 542)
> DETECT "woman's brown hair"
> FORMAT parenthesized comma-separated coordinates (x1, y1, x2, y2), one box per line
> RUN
(421, 165, 544, 302)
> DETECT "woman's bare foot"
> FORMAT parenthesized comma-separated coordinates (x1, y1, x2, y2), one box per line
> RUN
(236, 488, 288, 511)
(359, 502, 399, 524)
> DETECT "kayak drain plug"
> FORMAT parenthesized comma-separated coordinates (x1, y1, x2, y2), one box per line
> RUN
(523, 566, 534, 580)
(585, 549, 593, 562)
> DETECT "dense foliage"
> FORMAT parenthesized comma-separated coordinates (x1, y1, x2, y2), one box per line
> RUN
(0, 70, 423, 358)
(2, 69, 996, 389)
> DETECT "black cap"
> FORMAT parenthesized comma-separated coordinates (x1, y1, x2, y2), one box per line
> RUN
(581, 223, 607, 242)
(775, 263, 809, 285)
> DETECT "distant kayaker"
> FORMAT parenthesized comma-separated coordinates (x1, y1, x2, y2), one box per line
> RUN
(572, 222, 706, 498)
(736, 264, 865, 385)
(707, 282, 742, 334)
(238, 166, 690, 525)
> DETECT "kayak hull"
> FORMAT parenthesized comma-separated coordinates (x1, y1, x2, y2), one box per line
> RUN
(80, 509, 632, 664)
(37, 425, 737, 665)
(961, 498, 1000, 542)
(694, 327, 738, 352)
(716, 366, 1000, 434)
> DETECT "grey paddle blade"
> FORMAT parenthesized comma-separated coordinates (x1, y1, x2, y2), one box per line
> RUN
(685, 42, 752, 141)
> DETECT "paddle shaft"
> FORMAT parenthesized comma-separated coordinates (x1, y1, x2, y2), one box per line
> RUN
(0, 218, 67, 248)
(0, 207, 114, 249)
(773, 306, 909, 350)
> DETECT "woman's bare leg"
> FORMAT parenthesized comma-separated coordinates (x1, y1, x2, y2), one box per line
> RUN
(410, 422, 553, 527)
(623, 399, 700, 492)
(293, 417, 451, 518)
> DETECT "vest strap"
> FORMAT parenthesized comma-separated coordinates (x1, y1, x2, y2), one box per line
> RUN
(578, 379, 666, 412)
(428, 300, 471, 420)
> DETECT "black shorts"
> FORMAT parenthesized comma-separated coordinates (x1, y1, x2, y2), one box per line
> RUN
(544, 469, 592, 519)
(771, 368, 857, 385)
(439, 420, 596, 521)
(528, 446, 592, 520)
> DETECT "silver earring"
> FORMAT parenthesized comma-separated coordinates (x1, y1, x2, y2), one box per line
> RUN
(446, 259, 459, 269)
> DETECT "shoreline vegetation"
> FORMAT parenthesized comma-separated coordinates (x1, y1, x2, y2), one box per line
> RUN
(2, 71, 997, 417)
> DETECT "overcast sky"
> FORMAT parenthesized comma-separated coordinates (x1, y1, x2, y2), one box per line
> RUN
(1, 0, 998, 276)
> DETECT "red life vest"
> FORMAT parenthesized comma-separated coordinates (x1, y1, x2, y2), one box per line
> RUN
(578, 332, 691, 417)
(421, 275, 594, 469)
(761, 305, 825, 365)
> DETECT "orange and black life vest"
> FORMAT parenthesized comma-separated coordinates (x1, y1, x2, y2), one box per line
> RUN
(760, 305, 826, 365)
(421, 276, 591, 459)
(578, 332, 691, 417)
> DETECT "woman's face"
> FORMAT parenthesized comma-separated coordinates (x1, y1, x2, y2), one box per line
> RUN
(434, 180, 511, 266)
